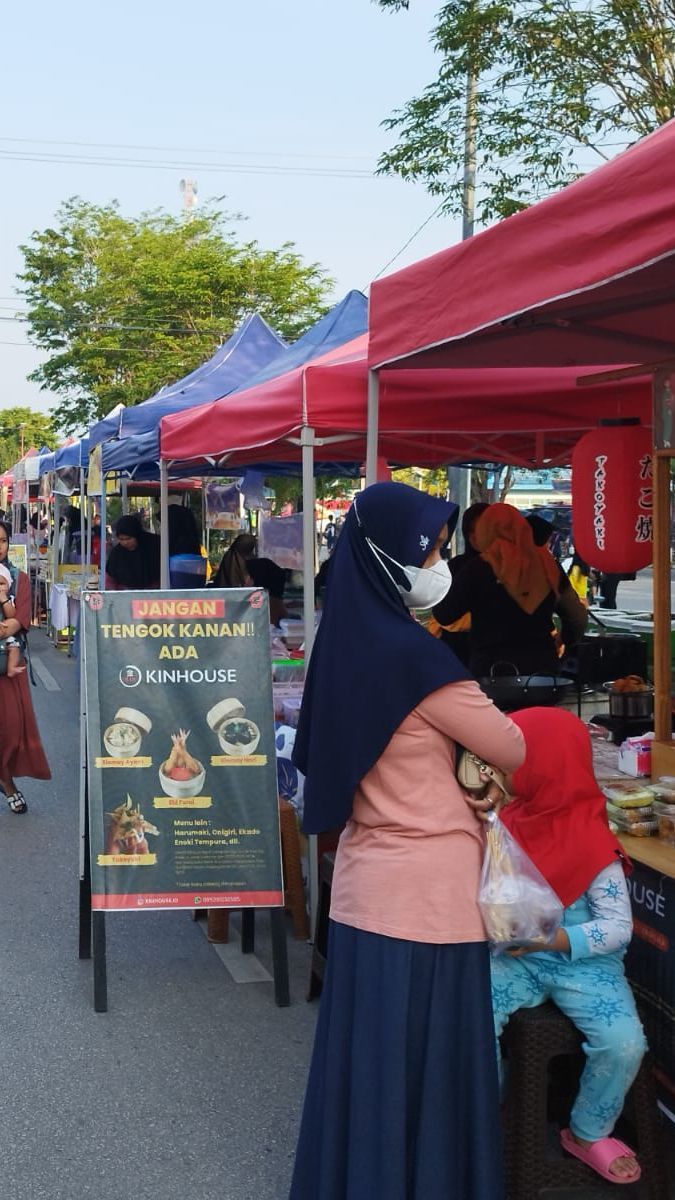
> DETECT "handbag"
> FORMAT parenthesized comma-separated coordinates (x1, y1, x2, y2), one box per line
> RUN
(457, 748, 509, 798)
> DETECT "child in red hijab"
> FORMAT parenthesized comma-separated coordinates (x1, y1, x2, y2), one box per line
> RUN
(491, 707, 646, 1186)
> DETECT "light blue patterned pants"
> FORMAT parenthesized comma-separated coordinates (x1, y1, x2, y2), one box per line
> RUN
(491, 952, 647, 1140)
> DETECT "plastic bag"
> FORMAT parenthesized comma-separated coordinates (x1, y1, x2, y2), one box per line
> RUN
(478, 813, 563, 952)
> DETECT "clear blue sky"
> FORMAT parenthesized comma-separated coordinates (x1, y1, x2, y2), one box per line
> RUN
(0, 0, 457, 418)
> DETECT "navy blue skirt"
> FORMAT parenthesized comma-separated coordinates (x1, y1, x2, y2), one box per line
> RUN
(289, 922, 503, 1200)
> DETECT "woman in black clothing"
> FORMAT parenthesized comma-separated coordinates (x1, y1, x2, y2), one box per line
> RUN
(433, 503, 586, 677)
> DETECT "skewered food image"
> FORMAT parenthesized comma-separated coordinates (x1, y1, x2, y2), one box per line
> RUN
(159, 729, 206, 797)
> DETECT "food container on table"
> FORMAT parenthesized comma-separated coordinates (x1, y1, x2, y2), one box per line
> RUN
(602, 679, 653, 719)
(103, 707, 152, 758)
(207, 697, 261, 757)
(605, 800, 654, 824)
(601, 780, 655, 808)
(608, 810, 657, 837)
(647, 776, 675, 804)
(279, 619, 305, 650)
(657, 810, 675, 845)
(281, 697, 302, 728)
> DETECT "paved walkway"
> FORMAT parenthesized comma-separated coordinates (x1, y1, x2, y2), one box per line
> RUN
(6, 630, 673, 1199)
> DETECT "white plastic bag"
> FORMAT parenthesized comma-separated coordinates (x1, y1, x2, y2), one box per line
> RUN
(478, 813, 563, 952)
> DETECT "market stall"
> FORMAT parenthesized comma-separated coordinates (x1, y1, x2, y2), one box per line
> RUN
(367, 118, 675, 1118)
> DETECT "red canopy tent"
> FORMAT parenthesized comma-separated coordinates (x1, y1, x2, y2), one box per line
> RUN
(160, 334, 651, 470)
(368, 120, 675, 371)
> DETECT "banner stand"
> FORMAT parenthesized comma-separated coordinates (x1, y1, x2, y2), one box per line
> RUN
(78, 776, 290, 1010)
(77, 586, 290, 1011)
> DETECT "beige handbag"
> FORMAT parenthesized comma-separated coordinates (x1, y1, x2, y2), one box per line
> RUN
(457, 749, 509, 798)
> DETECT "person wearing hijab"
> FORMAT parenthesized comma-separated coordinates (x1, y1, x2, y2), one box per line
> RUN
(432, 502, 587, 677)
(428, 501, 490, 665)
(212, 533, 256, 589)
(105, 515, 161, 591)
(288, 482, 524, 1200)
(0, 521, 50, 813)
(490, 707, 646, 1186)
(213, 533, 287, 624)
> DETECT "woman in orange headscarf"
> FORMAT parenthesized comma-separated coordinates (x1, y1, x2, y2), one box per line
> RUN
(433, 503, 586, 676)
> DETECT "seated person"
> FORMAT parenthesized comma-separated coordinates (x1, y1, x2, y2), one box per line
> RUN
(490, 707, 646, 1186)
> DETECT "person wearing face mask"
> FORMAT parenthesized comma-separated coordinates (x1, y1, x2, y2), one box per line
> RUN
(288, 482, 524, 1200)
(432, 503, 587, 678)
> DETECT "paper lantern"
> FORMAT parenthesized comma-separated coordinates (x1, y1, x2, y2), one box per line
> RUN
(572, 423, 652, 573)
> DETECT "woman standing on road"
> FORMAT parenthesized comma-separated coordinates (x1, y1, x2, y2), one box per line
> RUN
(289, 482, 524, 1200)
(0, 521, 50, 813)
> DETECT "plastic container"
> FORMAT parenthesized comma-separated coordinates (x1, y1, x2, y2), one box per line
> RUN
(657, 810, 675, 845)
(650, 797, 675, 816)
(647, 777, 675, 804)
(279, 619, 305, 650)
(606, 800, 654, 824)
(609, 811, 657, 836)
(601, 780, 655, 807)
(282, 696, 303, 728)
(169, 553, 207, 589)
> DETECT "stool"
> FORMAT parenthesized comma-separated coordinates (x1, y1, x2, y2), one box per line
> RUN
(502, 1002, 669, 1200)
(307, 852, 334, 999)
(205, 798, 309, 943)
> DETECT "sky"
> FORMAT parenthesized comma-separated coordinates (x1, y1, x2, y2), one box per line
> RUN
(0, 0, 457, 420)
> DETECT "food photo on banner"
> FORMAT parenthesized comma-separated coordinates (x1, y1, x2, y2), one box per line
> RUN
(82, 588, 283, 911)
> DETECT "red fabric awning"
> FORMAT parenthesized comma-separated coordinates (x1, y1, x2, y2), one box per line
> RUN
(368, 120, 675, 370)
(161, 336, 651, 470)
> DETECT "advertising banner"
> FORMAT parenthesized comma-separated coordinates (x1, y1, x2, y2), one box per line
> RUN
(625, 864, 675, 1118)
(82, 587, 283, 912)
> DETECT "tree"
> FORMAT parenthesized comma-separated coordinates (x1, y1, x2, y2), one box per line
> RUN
(374, 0, 675, 222)
(0, 407, 56, 473)
(471, 465, 514, 503)
(18, 199, 333, 432)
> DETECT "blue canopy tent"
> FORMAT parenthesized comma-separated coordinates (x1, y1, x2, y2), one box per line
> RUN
(89, 313, 285, 455)
(102, 291, 368, 478)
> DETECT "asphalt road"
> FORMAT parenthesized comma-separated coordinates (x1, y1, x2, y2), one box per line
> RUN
(6, 631, 316, 1200)
(7, 628, 673, 1199)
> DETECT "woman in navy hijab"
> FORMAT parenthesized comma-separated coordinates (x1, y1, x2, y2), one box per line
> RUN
(289, 482, 525, 1200)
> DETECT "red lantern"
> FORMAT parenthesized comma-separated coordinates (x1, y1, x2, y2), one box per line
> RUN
(572, 423, 652, 573)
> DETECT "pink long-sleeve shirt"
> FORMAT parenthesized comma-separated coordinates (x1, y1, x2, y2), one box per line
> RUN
(329, 680, 525, 944)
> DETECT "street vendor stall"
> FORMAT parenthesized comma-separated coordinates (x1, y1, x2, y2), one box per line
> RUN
(367, 118, 675, 1117)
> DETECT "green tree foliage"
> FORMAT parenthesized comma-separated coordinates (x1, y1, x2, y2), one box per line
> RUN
(18, 199, 333, 432)
(0, 407, 56, 473)
(375, 0, 675, 221)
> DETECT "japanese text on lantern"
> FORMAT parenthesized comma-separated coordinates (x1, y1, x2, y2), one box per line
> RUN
(635, 455, 653, 545)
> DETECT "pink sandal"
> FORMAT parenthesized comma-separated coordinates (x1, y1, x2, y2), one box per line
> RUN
(560, 1128, 641, 1184)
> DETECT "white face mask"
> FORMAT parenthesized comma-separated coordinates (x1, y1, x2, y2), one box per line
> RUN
(365, 537, 453, 609)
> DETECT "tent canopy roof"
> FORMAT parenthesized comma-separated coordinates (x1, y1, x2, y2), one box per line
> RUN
(368, 120, 675, 370)
(160, 340, 651, 470)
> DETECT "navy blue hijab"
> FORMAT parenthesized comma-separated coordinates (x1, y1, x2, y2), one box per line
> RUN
(293, 482, 472, 833)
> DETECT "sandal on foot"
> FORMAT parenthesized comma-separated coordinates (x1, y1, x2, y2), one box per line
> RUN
(7, 792, 27, 814)
(560, 1128, 641, 1184)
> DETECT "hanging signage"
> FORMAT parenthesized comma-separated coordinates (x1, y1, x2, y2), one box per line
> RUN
(7, 543, 27, 573)
(572, 424, 653, 572)
(82, 588, 283, 912)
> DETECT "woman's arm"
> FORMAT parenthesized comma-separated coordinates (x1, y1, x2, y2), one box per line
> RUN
(418, 679, 525, 775)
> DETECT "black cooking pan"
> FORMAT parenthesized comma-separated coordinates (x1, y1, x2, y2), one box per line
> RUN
(478, 662, 576, 711)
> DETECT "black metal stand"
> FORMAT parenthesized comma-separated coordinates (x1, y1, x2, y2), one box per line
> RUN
(238, 906, 289, 1006)
(78, 770, 108, 1011)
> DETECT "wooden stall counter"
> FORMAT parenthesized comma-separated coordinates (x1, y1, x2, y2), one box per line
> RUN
(618, 832, 675, 879)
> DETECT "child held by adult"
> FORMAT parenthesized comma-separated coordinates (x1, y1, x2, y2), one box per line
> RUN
(489, 707, 647, 1186)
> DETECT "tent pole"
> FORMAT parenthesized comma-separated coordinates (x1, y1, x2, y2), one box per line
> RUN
(79, 468, 87, 594)
(365, 369, 379, 487)
(301, 425, 319, 939)
(99, 475, 107, 583)
(160, 460, 169, 589)
(121, 477, 129, 516)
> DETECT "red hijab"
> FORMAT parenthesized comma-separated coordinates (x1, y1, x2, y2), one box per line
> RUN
(501, 707, 629, 907)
